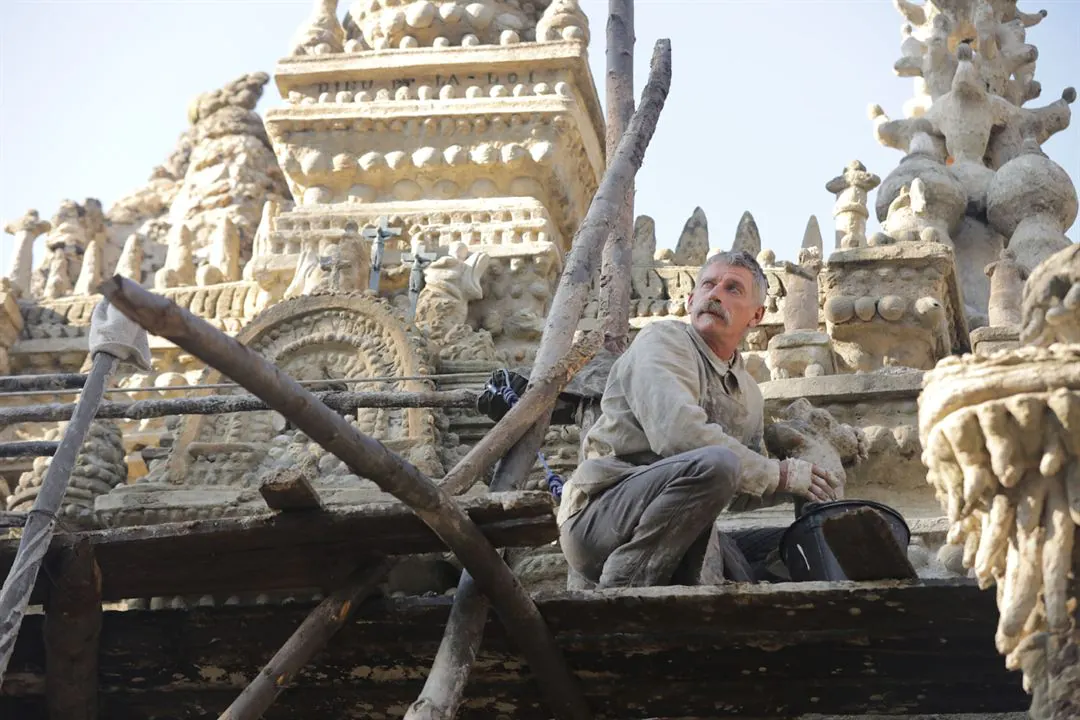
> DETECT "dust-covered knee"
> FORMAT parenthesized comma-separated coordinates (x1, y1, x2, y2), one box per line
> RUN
(688, 446, 741, 500)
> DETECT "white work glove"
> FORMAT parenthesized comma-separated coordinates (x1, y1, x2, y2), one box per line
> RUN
(88, 299, 152, 370)
(778, 458, 842, 503)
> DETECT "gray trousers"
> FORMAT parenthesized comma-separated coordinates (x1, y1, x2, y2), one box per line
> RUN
(559, 446, 741, 588)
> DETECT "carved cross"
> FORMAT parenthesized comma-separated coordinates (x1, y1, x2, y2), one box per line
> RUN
(401, 248, 438, 321)
(361, 216, 402, 293)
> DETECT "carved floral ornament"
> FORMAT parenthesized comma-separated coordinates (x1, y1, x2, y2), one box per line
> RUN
(161, 291, 438, 482)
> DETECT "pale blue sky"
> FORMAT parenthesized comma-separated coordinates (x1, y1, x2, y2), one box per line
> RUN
(2, 0, 1078, 270)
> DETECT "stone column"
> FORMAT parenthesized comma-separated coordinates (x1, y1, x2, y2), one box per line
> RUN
(2, 210, 51, 297)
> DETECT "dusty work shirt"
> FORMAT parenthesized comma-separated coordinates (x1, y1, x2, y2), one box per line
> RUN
(556, 319, 781, 527)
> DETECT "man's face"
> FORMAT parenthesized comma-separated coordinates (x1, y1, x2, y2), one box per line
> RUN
(687, 262, 766, 347)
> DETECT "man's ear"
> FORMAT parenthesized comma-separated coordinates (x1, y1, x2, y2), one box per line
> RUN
(748, 304, 766, 327)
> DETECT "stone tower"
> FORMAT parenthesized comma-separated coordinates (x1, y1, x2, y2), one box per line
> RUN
(250, 0, 606, 365)
(870, 0, 1076, 329)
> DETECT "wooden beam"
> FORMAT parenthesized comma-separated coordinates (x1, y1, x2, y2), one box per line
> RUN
(217, 559, 393, 720)
(97, 275, 591, 720)
(598, 0, 637, 354)
(0, 388, 478, 427)
(259, 468, 323, 512)
(1, 580, 1029, 719)
(0, 492, 557, 603)
(44, 540, 102, 720)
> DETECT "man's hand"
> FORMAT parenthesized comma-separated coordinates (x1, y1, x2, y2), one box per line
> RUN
(778, 458, 842, 503)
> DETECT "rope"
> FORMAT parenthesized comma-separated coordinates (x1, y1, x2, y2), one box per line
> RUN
(484, 370, 564, 500)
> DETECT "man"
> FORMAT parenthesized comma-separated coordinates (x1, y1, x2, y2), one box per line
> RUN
(558, 250, 841, 588)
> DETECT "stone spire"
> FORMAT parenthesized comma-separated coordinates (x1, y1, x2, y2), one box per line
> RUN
(731, 211, 761, 256)
(673, 207, 708, 266)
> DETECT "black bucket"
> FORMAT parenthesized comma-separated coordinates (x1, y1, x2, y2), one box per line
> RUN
(779, 500, 911, 581)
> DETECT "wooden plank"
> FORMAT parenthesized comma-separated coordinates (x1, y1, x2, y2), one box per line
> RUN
(44, 540, 101, 720)
(0, 492, 556, 602)
(1, 580, 1027, 719)
(259, 469, 323, 512)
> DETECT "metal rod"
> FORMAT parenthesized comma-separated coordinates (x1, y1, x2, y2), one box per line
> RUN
(0, 441, 59, 458)
(0, 389, 479, 427)
(0, 371, 493, 399)
(0, 373, 88, 394)
(0, 351, 118, 679)
(98, 275, 591, 720)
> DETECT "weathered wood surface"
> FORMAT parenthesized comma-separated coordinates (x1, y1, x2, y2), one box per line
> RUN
(217, 560, 393, 720)
(2, 580, 1027, 718)
(0, 492, 557, 603)
(258, 469, 323, 512)
(43, 540, 101, 720)
(597, 0, 637, 354)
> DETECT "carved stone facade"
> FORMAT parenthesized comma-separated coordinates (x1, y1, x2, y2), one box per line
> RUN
(1, 5, 1078, 711)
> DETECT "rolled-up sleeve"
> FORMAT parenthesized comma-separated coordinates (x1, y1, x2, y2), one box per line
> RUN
(622, 324, 780, 498)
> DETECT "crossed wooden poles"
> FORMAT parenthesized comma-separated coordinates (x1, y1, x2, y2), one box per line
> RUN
(70, 38, 671, 720)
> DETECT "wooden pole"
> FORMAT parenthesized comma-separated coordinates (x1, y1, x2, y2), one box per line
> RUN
(44, 540, 102, 720)
(407, 38, 674, 720)
(436, 333, 599, 496)
(98, 275, 591, 720)
(0, 388, 478, 427)
(532, 38, 671, 377)
(0, 351, 117, 679)
(598, 0, 637, 355)
(217, 559, 393, 720)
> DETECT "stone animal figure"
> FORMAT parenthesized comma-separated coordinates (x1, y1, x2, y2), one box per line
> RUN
(763, 398, 869, 496)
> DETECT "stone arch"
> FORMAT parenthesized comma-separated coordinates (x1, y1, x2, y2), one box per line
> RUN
(163, 291, 439, 484)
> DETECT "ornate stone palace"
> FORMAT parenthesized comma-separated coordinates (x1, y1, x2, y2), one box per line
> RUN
(3, 0, 1080, 717)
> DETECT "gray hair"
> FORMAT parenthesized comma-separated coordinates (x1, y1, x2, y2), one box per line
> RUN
(697, 250, 768, 305)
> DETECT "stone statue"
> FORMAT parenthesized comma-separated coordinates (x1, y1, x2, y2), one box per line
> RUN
(3, 210, 51, 297)
(414, 242, 497, 361)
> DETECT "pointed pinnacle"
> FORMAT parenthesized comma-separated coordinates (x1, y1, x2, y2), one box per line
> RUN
(802, 215, 823, 251)
(732, 211, 761, 255)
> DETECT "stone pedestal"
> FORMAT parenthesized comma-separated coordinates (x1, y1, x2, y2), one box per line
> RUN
(765, 330, 835, 379)
(970, 324, 1021, 356)
(821, 242, 970, 372)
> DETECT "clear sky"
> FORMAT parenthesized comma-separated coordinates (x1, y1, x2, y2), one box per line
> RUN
(1, 0, 1078, 271)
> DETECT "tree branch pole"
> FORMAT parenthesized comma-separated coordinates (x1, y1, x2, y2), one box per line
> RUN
(0, 388, 478, 427)
(0, 351, 118, 680)
(407, 38, 673, 720)
(436, 332, 600, 497)
(98, 275, 591, 720)
(218, 559, 394, 720)
(598, 0, 637, 355)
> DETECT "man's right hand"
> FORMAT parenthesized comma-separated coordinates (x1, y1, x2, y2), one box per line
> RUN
(778, 458, 841, 503)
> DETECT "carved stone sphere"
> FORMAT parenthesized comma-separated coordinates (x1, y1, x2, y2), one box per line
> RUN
(987, 145, 1078, 237)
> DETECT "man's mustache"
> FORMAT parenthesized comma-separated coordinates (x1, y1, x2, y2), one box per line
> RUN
(699, 299, 730, 322)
